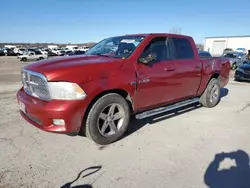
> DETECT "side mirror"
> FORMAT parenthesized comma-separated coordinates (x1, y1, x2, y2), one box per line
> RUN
(139, 53, 157, 64)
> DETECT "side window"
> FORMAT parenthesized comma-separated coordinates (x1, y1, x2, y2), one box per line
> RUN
(140, 37, 170, 63)
(35, 51, 42, 55)
(171, 37, 194, 59)
(199, 52, 212, 58)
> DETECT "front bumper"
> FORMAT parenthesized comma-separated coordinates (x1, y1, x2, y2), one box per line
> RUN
(235, 70, 250, 81)
(16, 88, 89, 135)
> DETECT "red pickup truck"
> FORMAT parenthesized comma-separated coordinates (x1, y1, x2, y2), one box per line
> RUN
(17, 33, 230, 145)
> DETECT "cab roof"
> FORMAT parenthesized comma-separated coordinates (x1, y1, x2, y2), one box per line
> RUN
(123, 33, 192, 38)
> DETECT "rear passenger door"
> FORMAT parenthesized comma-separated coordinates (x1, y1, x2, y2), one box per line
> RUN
(170, 37, 202, 100)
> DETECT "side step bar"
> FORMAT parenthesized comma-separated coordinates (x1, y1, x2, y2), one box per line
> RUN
(135, 98, 200, 119)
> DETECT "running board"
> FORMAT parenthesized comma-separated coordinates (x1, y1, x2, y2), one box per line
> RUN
(135, 98, 200, 119)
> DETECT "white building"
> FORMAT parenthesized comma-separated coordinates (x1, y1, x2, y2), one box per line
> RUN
(204, 35, 250, 56)
(4, 45, 16, 49)
(48, 45, 58, 49)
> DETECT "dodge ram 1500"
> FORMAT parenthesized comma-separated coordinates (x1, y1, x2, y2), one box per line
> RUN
(17, 33, 230, 145)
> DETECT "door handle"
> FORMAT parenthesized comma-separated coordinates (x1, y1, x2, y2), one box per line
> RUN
(194, 65, 201, 69)
(165, 68, 175, 71)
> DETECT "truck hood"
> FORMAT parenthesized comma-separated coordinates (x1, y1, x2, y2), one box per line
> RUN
(24, 55, 124, 82)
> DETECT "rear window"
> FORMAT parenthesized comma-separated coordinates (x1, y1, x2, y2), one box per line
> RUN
(35, 51, 42, 55)
(199, 52, 212, 58)
(171, 37, 194, 59)
(223, 53, 237, 58)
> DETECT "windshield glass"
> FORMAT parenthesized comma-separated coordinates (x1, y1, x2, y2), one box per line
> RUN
(85, 36, 145, 58)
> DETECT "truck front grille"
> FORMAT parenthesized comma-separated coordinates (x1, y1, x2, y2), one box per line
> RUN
(21, 69, 51, 101)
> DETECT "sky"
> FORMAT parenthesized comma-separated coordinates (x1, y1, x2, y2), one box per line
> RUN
(1, 0, 250, 44)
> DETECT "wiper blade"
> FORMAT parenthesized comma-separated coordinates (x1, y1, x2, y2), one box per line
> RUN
(96, 53, 110, 57)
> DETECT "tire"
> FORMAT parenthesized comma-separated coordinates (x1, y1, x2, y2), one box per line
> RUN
(22, 58, 27, 62)
(39, 57, 44, 60)
(200, 78, 221, 108)
(84, 93, 130, 145)
(232, 63, 237, 70)
(234, 78, 242, 82)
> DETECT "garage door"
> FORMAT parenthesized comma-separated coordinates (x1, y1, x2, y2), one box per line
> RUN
(212, 40, 226, 56)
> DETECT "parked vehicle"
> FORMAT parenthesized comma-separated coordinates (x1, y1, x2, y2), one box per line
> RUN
(47, 50, 58, 57)
(17, 33, 230, 145)
(223, 48, 234, 54)
(247, 50, 250, 61)
(79, 46, 90, 52)
(65, 50, 86, 56)
(221, 52, 247, 69)
(5, 49, 16, 56)
(198, 50, 212, 58)
(18, 50, 48, 62)
(235, 48, 248, 55)
(0, 49, 5, 56)
(234, 62, 250, 81)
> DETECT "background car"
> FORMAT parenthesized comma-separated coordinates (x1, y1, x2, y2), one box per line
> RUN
(223, 48, 234, 54)
(18, 50, 48, 62)
(65, 50, 86, 56)
(221, 52, 247, 69)
(234, 62, 250, 82)
(198, 50, 212, 58)
(5, 49, 16, 56)
(235, 48, 248, 55)
(0, 49, 5, 56)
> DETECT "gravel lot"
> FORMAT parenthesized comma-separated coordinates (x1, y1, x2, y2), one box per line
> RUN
(1, 56, 250, 188)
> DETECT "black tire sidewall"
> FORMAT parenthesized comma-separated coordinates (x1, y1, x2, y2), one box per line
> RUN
(86, 94, 130, 145)
(22, 58, 27, 62)
(205, 79, 220, 107)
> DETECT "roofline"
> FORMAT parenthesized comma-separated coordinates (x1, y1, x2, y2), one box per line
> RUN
(205, 35, 250, 39)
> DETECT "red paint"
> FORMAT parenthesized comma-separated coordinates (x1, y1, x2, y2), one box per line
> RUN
(17, 33, 230, 134)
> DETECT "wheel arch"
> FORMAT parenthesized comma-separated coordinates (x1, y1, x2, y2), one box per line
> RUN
(79, 89, 134, 136)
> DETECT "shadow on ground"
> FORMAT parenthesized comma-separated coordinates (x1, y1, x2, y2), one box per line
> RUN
(204, 150, 250, 188)
(61, 166, 102, 188)
(126, 88, 229, 137)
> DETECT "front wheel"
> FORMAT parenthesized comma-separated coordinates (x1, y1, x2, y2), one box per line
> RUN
(200, 78, 221, 108)
(22, 57, 27, 62)
(84, 93, 130, 145)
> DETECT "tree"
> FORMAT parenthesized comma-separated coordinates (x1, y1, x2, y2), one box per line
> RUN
(169, 27, 182, 34)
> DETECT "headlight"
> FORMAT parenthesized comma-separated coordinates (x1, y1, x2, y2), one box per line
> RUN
(48, 82, 87, 100)
(236, 67, 244, 72)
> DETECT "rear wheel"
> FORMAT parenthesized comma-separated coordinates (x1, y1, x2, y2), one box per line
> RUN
(200, 78, 220, 108)
(39, 57, 44, 60)
(84, 93, 130, 145)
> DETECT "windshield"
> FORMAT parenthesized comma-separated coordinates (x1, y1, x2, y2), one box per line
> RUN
(85, 36, 145, 58)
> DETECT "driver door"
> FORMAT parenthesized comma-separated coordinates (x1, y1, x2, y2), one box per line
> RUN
(136, 37, 176, 111)
(29, 52, 36, 60)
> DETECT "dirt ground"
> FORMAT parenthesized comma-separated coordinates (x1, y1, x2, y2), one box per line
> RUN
(1, 56, 250, 188)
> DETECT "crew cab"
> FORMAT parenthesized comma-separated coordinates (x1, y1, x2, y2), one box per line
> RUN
(16, 33, 230, 145)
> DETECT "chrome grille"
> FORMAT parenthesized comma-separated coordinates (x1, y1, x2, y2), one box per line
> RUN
(21, 69, 50, 101)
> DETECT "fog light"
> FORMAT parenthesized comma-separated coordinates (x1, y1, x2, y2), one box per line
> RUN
(52, 119, 65, 126)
